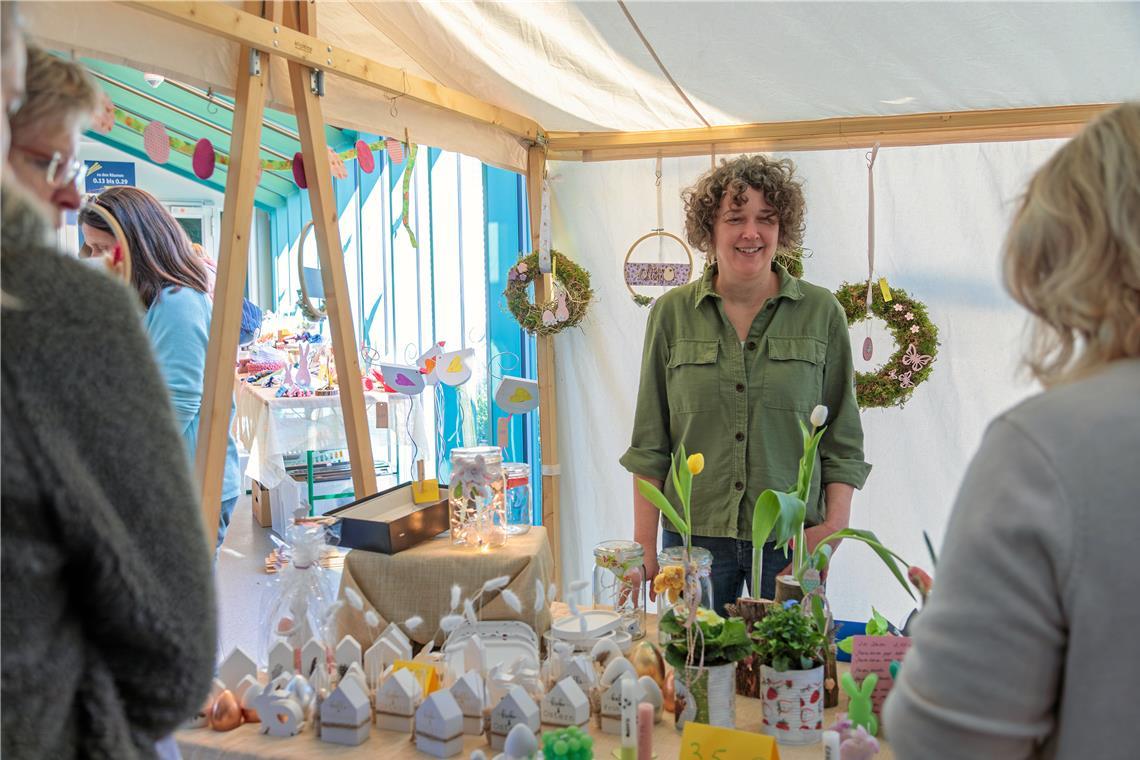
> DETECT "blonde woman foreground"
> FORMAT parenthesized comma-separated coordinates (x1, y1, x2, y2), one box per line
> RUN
(884, 103, 1140, 758)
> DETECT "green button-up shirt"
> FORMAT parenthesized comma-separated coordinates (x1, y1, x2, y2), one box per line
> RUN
(620, 262, 871, 541)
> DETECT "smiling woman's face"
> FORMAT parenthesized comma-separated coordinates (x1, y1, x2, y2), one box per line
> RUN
(712, 185, 780, 287)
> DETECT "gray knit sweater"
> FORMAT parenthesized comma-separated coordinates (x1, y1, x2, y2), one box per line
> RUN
(884, 359, 1140, 759)
(1, 190, 216, 758)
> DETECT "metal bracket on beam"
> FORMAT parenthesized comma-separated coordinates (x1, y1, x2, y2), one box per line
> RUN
(310, 68, 325, 97)
(249, 49, 262, 77)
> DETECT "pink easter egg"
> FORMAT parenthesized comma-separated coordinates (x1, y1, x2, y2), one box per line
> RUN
(356, 140, 374, 173)
(192, 138, 215, 179)
(292, 152, 307, 189)
(143, 121, 170, 163)
(385, 137, 404, 164)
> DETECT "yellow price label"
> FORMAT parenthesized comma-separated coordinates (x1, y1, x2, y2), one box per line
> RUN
(878, 277, 893, 302)
(679, 722, 780, 760)
(393, 660, 441, 695)
(411, 478, 440, 505)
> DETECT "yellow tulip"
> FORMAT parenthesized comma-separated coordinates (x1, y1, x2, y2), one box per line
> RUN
(686, 452, 705, 476)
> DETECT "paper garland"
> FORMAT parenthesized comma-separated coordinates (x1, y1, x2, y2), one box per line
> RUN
(105, 107, 402, 180)
(91, 90, 115, 134)
(292, 152, 306, 189)
(400, 143, 418, 248)
(356, 139, 375, 174)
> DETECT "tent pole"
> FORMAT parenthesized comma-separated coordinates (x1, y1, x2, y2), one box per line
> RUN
(195, 0, 276, 546)
(526, 143, 561, 593)
(283, 0, 377, 499)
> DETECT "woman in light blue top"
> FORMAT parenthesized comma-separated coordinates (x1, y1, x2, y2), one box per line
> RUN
(80, 186, 240, 548)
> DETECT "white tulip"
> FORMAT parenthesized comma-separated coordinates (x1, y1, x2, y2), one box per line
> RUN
(810, 405, 829, 428)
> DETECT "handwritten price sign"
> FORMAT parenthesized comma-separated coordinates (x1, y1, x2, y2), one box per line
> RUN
(679, 722, 781, 760)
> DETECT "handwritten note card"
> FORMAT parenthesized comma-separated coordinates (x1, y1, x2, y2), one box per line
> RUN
(850, 635, 912, 715)
(679, 721, 781, 760)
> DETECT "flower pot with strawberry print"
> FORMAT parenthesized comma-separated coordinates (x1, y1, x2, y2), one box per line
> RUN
(759, 664, 824, 745)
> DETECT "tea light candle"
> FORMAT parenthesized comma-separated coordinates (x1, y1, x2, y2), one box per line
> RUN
(637, 702, 653, 759)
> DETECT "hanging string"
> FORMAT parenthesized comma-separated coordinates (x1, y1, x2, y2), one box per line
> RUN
(865, 143, 881, 316)
(655, 154, 664, 259)
(404, 395, 420, 466)
(488, 351, 521, 385)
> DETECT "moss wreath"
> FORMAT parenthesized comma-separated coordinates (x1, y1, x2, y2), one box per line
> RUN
(834, 282, 940, 409)
(504, 249, 593, 336)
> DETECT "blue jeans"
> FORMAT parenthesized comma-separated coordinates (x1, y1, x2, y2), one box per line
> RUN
(662, 531, 786, 617)
(216, 495, 238, 550)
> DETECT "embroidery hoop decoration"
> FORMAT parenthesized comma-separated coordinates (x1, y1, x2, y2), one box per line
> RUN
(834, 281, 939, 409)
(623, 230, 694, 307)
(82, 199, 132, 286)
(296, 220, 327, 320)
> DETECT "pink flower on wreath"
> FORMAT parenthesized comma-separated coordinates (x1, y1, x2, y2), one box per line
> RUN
(898, 371, 915, 388)
(893, 303, 905, 312)
(887, 368, 897, 380)
(910, 325, 920, 334)
(904, 312, 915, 321)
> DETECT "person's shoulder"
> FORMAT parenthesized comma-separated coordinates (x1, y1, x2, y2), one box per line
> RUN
(3, 243, 141, 328)
(995, 360, 1140, 462)
(149, 285, 210, 320)
(794, 277, 842, 310)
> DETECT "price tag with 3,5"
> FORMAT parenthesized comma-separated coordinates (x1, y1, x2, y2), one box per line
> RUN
(679, 722, 780, 760)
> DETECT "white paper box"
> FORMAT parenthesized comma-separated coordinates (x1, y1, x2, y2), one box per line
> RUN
(542, 677, 590, 727)
(489, 685, 540, 750)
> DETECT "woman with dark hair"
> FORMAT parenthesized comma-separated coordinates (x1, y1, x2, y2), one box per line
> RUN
(79, 186, 241, 548)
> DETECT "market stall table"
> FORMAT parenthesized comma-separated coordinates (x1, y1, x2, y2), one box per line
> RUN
(234, 380, 388, 492)
(176, 661, 893, 759)
(336, 528, 556, 648)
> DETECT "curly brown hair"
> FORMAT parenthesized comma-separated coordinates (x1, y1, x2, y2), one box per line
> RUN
(682, 155, 806, 264)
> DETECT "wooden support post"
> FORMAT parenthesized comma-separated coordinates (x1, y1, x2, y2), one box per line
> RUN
(284, 0, 376, 499)
(526, 144, 561, 591)
(195, 0, 274, 545)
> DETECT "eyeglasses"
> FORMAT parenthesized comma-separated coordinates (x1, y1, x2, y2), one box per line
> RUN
(11, 144, 84, 189)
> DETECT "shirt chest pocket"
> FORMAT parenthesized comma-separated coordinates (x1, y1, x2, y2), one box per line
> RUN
(667, 339, 720, 413)
(762, 336, 825, 412)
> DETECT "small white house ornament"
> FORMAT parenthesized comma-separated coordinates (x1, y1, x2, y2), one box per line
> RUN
(415, 690, 465, 757)
(490, 685, 541, 751)
(450, 670, 487, 735)
(320, 678, 371, 746)
(541, 677, 590, 727)
(376, 668, 422, 733)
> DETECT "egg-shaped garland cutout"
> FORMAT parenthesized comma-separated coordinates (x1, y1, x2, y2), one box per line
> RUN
(328, 147, 347, 180)
(356, 140, 375, 174)
(292, 152, 307, 189)
(192, 138, 216, 179)
(143, 121, 171, 164)
(385, 137, 404, 165)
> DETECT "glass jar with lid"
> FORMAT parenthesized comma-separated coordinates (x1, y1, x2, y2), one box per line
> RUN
(448, 446, 507, 549)
(502, 462, 532, 535)
(592, 540, 647, 640)
(655, 545, 714, 645)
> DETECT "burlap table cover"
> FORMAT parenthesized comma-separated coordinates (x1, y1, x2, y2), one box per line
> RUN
(335, 527, 555, 649)
(175, 664, 895, 759)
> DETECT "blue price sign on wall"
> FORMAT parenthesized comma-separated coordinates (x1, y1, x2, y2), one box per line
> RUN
(84, 160, 135, 193)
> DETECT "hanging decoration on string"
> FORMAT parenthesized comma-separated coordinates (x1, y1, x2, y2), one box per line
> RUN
(835, 144, 939, 408)
(834, 282, 938, 409)
(327, 146, 348, 180)
(624, 155, 695, 307)
(143, 121, 170, 163)
(356, 139, 375, 173)
(417, 342, 445, 385)
(91, 90, 115, 134)
(291, 151, 307, 189)
(504, 249, 592, 336)
(537, 173, 553, 274)
(385, 137, 405, 165)
(400, 139, 419, 248)
(192, 138, 216, 179)
(436, 348, 475, 387)
(377, 362, 426, 396)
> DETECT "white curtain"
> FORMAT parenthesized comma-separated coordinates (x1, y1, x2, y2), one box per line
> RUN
(549, 138, 1066, 625)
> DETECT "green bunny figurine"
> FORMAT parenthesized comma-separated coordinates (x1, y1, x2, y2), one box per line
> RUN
(841, 671, 879, 736)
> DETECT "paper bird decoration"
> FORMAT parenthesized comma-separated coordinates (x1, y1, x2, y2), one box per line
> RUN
(417, 343, 445, 386)
(378, 362, 425, 395)
(437, 348, 474, 387)
(495, 376, 540, 415)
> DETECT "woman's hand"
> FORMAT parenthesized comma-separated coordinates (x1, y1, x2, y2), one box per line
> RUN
(778, 522, 845, 581)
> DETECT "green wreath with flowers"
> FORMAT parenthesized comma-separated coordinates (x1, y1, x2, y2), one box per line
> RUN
(504, 250, 593, 336)
(834, 282, 939, 409)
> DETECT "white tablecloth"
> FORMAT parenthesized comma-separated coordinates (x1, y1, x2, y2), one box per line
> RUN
(235, 381, 387, 489)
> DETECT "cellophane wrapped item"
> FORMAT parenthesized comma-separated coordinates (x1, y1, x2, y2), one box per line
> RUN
(260, 522, 340, 677)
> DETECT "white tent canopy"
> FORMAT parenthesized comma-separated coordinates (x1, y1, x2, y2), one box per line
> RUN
(27, 2, 1140, 170)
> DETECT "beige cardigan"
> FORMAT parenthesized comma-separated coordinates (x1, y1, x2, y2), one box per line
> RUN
(884, 360, 1140, 759)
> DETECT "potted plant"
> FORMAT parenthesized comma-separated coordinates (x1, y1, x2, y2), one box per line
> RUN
(752, 600, 828, 745)
(636, 447, 751, 729)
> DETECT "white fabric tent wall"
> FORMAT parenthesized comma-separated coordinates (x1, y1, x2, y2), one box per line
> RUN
(549, 138, 1066, 625)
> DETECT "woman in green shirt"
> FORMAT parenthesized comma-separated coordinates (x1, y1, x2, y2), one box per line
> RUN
(621, 155, 871, 615)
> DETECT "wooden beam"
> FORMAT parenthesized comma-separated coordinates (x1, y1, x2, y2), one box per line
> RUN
(124, 0, 541, 145)
(195, 0, 272, 545)
(284, 0, 376, 498)
(546, 104, 1116, 161)
(526, 144, 561, 591)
